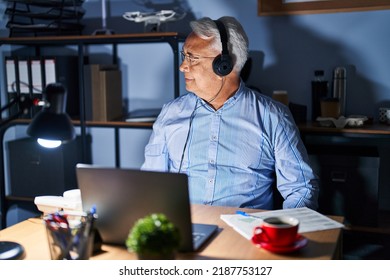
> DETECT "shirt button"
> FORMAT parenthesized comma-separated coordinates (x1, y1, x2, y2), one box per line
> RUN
(212, 135, 217, 141)
(210, 159, 215, 164)
(208, 179, 213, 184)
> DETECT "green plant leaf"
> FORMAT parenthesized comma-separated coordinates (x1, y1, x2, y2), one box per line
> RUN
(126, 213, 181, 256)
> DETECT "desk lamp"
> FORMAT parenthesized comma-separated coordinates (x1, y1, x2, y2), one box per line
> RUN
(0, 83, 75, 258)
(27, 83, 76, 148)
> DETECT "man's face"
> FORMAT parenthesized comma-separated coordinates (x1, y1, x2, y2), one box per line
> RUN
(179, 32, 222, 100)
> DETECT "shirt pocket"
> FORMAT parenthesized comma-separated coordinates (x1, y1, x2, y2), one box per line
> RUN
(145, 143, 167, 157)
(143, 143, 169, 171)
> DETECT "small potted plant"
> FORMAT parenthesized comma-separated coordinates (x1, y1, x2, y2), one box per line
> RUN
(126, 213, 181, 260)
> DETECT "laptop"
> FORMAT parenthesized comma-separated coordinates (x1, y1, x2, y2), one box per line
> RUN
(75, 164, 218, 252)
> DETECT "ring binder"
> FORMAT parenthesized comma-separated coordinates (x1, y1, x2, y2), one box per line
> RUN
(17, 59, 29, 94)
(30, 58, 43, 94)
(5, 57, 16, 93)
(3, 55, 80, 118)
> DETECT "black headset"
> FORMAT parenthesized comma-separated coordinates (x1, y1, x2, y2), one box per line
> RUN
(213, 20, 233, 76)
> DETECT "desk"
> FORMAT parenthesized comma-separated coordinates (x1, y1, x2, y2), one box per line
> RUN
(298, 121, 390, 229)
(0, 204, 343, 260)
(298, 122, 390, 137)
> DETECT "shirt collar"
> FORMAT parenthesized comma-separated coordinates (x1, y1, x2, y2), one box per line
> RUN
(193, 79, 245, 111)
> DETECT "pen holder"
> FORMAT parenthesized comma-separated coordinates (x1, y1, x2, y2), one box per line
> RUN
(44, 211, 96, 260)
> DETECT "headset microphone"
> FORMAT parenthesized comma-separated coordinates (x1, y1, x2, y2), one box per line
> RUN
(212, 20, 233, 77)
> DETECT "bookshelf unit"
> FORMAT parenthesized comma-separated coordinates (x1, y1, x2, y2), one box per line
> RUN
(0, 32, 183, 116)
(0, 32, 184, 157)
(0, 33, 184, 228)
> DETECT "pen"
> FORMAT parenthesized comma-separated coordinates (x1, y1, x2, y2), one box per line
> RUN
(236, 210, 263, 220)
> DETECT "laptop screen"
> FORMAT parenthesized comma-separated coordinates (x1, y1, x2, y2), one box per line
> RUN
(76, 164, 196, 252)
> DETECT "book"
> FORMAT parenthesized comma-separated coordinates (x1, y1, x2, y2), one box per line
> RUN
(125, 108, 161, 122)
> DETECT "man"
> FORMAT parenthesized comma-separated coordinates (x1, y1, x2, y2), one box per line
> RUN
(142, 16, 319, 210)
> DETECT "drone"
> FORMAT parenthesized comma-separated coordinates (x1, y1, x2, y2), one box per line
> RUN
(123, 10, 185, 31)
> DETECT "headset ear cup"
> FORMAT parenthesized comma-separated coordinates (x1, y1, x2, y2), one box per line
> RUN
(213, 54, 233, 76)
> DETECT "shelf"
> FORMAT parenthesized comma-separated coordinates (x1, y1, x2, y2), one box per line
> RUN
(9, 118, 154, 128)
(4, 0, 85, 8)
(0, 32, 183, 228)
(0, 32, 184, 46)
(0, 32, 184, 123)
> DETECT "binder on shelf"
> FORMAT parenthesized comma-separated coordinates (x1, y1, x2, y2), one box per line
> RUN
(43, 58, 56, 86)
(5, 57, 17, 93)
(5, 57, 43, 95)
(17, 58, 34, 118)
(17, 59, 29, 94)
(30, 58, 43, 94)
(4, 57, 23, 117)
(3, 55, 80, 119)
(84, 64, 123, 122)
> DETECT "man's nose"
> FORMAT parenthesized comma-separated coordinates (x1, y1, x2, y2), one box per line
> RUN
(179, 60, 189, 72)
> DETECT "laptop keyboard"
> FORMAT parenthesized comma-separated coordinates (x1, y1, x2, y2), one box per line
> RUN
(192, 231, 206, 243)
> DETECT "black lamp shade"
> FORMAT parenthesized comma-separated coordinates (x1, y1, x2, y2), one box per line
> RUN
(27, 83, 76, 142)
(27, 111, 75, 142)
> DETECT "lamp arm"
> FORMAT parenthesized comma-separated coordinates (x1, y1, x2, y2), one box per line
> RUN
(0, 96, 18, 114)
(0, 95, 34, 128)
(0, 111, 23, 128)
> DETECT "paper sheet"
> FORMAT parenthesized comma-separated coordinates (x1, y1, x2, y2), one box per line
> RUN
(220, 207, 344, 240)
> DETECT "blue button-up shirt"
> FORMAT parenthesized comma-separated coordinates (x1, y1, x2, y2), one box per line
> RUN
(142, 82, 319, 210)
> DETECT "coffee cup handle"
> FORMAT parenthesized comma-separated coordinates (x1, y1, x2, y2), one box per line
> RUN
(253, 226, 272, 243)
(253, 226, 263, 235)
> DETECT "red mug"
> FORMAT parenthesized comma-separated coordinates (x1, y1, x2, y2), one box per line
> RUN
(253, 216, 299, 247)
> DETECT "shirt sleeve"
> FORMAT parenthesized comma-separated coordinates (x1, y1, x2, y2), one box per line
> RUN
(140, 105, 169, 172)
(272, 106, 320, 210)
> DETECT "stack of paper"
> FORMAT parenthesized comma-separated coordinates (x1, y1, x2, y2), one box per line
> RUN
(220, 207, 344, 240)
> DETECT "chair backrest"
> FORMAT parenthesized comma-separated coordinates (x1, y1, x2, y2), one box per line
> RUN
(272, 183, 284, 210)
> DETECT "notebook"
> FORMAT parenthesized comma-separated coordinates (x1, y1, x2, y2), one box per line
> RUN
(75, 164, 218, 252)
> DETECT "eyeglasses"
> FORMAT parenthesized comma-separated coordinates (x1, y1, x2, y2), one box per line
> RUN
(180, 51, 215, 66)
